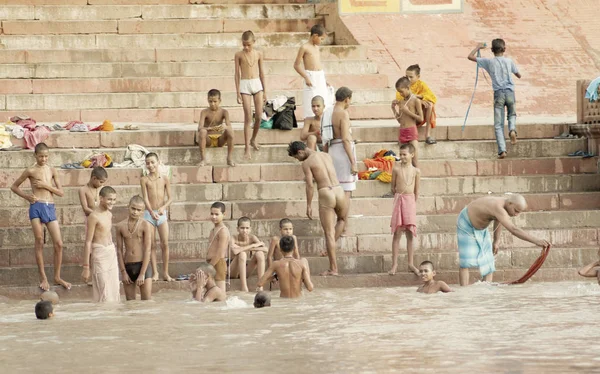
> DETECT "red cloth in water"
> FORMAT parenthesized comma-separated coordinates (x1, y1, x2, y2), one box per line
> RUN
(398, 126, 418, 143)
(390, 193, 417, 237)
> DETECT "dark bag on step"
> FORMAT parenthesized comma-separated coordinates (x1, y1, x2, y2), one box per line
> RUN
(272, 97, 297, 131)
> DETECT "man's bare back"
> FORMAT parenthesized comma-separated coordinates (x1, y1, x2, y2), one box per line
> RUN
(467, 196, 512, 230)
(303, 152, 339, 189)
(265, 257, 313, 298)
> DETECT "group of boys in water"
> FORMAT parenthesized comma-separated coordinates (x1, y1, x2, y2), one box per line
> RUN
(12, 27, 599, 311)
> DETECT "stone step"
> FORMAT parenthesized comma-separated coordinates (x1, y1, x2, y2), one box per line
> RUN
(14, 124, 565, 149)
(0, 103, 394, 123)
(2, 191, 599, 226)
(0, 46, 368, 64)
(1, 157, 597, 191)
(0, 59, 371, 80)
(4, 88, 390, 111)
(0, 31, 333, 50)
(2, 210, 599, 248)
(0, 247, 594, 287)
(1, 18, 323, 35)
(1, 74, 388, 95)
(0, 139, 587, 168)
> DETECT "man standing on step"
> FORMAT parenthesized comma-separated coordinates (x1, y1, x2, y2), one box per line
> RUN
(288, 141, 348, 276)
(457, 194, 550, 286)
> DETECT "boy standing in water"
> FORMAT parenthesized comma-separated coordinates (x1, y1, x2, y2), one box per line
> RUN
(11, 143, 71, 291)
(116, 195, 153, 301)
(189, 263, 226, 302)
(197, 89, 235, 167)
(389, 143, 421, 276)
(416, 261, 452, 293)
(231, 217, 267, 292)
(468, 39, 521, 159)
(392, 77, 424, 168)
(78, 167, 108, 217)
(294, 24, 330, 119)
(300, 96, 325, 151)
(235, 30, 266, 159)
(140, 152, 173, 282)
(206, 202, 231, 293)
(82, 186, 120, 303)
(397, 64, 438, 144)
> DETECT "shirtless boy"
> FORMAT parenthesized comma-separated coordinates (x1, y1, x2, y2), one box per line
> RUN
(197, 89, 235, 167)
(82, 186, 120, 303)
(294, 24, 330, 119)
(288, 141, 349, 276)
(189, 263, 226, 302)
(267, 218, 300, 268)
(392, 76, 424, 167)
(300, 96, 325, 151)
(457, 194, 551, 286)
(389, 143, 421, 276)
(257, 236, 313, 298)
(206, 202, 231, 293)
(140, 152, 173, 282)
(78, 166, 108, 217)
(235, 30, 266, 159)
(116, 195, 153, 301)
(231, 216, 267, 292)
(11, 142, 70, 291)
(417, 261, 452, 294)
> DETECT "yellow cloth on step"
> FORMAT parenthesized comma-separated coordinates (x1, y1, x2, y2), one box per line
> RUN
(0, 125, 13, 149)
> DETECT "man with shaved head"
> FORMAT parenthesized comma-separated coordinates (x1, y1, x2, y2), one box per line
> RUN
(457, 194, 551, 286)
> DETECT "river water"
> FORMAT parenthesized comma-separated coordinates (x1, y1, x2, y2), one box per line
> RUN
(1, 282, 599, 373)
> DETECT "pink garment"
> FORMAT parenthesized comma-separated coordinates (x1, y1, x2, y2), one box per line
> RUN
(64, 120, 84, 130)
(90, 154, 108, 168)
(10, 116, 37, 129)
(91, 243, 120, 303)
(23, 126, 50, 150)
(390, 193, 417, 237)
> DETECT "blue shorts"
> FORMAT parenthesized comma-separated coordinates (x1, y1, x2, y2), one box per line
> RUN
(29, 202, 57, 224)
(144, 210, 168, 227)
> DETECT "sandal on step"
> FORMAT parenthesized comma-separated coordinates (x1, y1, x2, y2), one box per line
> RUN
(425, 137, 437, 145)
(568, 150, 585, 157)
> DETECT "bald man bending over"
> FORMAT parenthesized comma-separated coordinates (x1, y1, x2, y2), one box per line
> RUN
(457, 194, 551, 286)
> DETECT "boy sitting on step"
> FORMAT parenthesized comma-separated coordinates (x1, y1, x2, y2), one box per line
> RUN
(300, 96, 325, 151)
(231, 216, 267, 292)
(197, 89, 235, 167)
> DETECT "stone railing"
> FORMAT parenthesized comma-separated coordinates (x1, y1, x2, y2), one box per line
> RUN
(571, 79, 600, 158)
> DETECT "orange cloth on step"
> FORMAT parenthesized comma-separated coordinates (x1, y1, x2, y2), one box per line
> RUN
(99, 120, 114, 131)
(363, 157, 395, 173)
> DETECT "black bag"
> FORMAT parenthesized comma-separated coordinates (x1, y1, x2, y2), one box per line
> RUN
(272, 97, 297, 130)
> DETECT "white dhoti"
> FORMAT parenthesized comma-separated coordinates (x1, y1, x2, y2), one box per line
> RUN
(303, 70, 330, 119)
(329, 139, 357, 191)
(91, 243, 121, 303)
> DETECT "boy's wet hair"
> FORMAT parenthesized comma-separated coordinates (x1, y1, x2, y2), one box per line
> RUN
(311, 95, 325, 105)
(254, 291, 271, 308)
(310, 24, 326, 37)
(99, 186, 116, 197)
(287, 141, 306, 157)
(279, 236, 294, 253)
(145, 152, 159, 161)
(419, 260, 434, 270)
(399, 143, 415, 154)
(129, 195, 144, 206)
(242, 30, 255, 41)
(406, 64, 421, 76)
(491, 38, 506, 55)
(335, 86, 352, 102)
(91, 166, 108, 180)
(279, 218, 293, 228)
(395, 76, 410, 89)
(34, 142, 49, 154)
(197, 262, 217, 279)
(35, 300, 53, 319)
(208, 89, 221, 99)
(211, 201, 226, 213)
(237, 216, 251, 227)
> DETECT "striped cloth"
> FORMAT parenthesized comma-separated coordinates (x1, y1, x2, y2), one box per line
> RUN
(457, 207, 495, 277)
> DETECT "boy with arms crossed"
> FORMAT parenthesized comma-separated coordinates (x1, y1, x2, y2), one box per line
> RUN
(231, 216, 267, 292)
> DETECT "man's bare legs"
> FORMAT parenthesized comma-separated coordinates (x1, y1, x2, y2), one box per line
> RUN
(459, 268, 493, 286)
(388, 229, 403, 275)
(198, 128, 208, 166)
(251, 92, 263, 151)
(140, 279, 152, 300)
(340, 191, 352, 237)
(46, 221, 70, 289)
(31, 219, 50, 291)
(241, 94, 254, 160)
(222, 127, 236, 166)
(150, 229, 159, 281)
(319, 205, 339, 276)
(157, 222, 173, 282)
(306, 134, 318, 151)
(405, 231, 418, 275)
(124, 283, 136, 301)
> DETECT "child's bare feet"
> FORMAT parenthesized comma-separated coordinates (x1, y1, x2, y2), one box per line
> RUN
(244, 148, 252, 160)
(408, 264, 420, 276)
(54, 277, 72, 290)
(320, 269, 339, 276)
(250, 139, 260, 151)
(319, 250, 327, 257)
(388, 265, 398, 275)
(198, 160, 205, 167)
(498, 152, 507, 159)
(227, 158, 236, 167)
(241, 286, 249, 292)
(152, 273, 159, 282)
(163, 274, 174, 282)
(256, 286, 263, 291)
(39, 278, 50, 291)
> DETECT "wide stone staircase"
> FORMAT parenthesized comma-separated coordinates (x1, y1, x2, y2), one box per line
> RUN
(1, 1, 599, 293)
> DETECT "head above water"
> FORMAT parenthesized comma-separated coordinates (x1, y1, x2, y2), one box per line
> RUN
(254, 291, 271, 308)
(287, 141, 309, 161)
(35, 300, 54, 320)
(40, 291, 59, 305)
(491, 38, 506, 55)
(279, 236, 295, 253)
(505, 193, 526, 217)
(419, 261, 436, 282)
(197, 262, 217, 280)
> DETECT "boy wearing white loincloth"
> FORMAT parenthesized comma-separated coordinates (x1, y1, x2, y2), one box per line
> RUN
(294, 24, 330, 119)
(82, 186, 120, 303)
